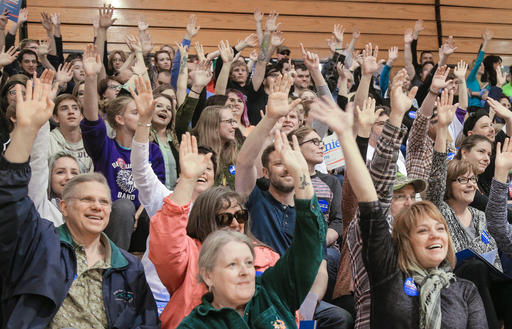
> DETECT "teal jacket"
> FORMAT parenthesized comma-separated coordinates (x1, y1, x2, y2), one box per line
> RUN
(177, 197, 326, 329)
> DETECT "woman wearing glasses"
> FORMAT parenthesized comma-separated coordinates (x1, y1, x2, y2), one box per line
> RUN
(428, 91, 511, 329)
(192, 105, 239, 188)
(149, 133, 280, 328)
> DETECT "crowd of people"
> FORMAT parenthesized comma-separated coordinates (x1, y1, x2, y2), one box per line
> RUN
(1, 4, 512, 329)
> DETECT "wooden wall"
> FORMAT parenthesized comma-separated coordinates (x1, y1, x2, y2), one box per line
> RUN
(23, 0, 512, 66)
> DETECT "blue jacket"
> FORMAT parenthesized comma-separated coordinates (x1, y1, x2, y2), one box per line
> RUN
(0, 156, 160, 329)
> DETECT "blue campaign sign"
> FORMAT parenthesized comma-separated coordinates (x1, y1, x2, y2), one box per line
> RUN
(0, 0, 22, 22)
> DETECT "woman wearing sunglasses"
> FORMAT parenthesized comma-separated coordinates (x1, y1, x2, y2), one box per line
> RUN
(149, 133, 280, 329)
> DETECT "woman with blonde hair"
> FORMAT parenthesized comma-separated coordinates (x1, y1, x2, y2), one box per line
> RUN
(192, 105, 239, 188)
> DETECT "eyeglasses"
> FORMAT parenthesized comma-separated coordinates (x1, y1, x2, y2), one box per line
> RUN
(454, 176, 477, 184)
(220, 119, 238, 126)
(216, 210, 248, 227)
(8, 89, 26, 96)
(71, 196, 111, 207)
(300, 138, 324, 147)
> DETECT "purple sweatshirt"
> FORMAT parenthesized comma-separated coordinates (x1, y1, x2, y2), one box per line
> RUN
(81, 116, 165, 207)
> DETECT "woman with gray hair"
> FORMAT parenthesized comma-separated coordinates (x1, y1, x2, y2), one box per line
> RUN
(176, 130, 326, 328)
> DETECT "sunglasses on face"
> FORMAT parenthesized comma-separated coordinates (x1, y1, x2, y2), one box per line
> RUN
(216, 209, 249, 227)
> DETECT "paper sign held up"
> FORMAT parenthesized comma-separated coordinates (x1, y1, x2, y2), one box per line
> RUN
(322, 134, 345, 170)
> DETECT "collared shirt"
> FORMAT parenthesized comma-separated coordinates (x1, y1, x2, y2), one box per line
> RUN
(247, 186, 295, 256)
(47, 234, 112, 329)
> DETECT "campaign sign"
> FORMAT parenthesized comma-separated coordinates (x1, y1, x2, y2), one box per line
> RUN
(0, 0, 22, 22)
(322, 134, 345, 170)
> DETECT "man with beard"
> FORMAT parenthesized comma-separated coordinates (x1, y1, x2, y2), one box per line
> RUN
(236, 75, 353, 329)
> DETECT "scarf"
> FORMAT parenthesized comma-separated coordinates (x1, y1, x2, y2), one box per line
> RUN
(411, 261, 456, 329)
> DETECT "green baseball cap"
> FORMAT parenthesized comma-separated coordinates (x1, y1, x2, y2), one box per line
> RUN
(393, 172, 428, 193)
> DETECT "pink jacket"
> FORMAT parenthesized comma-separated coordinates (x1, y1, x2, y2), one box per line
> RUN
(149, 196, 280, 329)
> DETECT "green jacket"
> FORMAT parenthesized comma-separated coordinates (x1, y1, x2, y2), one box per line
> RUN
(177, 196, 326, 329)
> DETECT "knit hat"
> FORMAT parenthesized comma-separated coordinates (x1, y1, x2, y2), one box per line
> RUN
(393, 172, 428, 193)
(462, 109, 489, 136)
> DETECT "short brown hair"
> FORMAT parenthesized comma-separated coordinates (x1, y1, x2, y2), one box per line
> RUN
(289, 126, 317, 144)
(187, 186, 245, 242)
(53, 94, 80, 116)
(393, 200, 456, 273)
(445, 159, 477, 200)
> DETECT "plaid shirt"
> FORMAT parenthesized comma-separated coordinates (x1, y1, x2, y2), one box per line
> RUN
(346, 121, 406, 329)
(406, 111, 433, 180)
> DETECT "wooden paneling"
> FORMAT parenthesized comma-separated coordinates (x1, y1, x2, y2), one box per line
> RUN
(24, 0, 512, 66)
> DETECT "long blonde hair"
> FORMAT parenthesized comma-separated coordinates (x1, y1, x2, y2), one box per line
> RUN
(192, 106, 238, 176)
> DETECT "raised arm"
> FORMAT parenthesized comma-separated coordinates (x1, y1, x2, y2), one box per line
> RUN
(488, 98, 512, 138)
(252, 12, 281, 91)
(40, 12, 57, 56)
(7, 8, 27, 40)
(82, 44, 103, 121)
(403, 29, 416, 80)
(215, 40, 237, 95)
(95, 5, 116, 81)
(371, 69, 417, 209)
(254, 9, 264, 42)
(454, 60, 469, 110)
(175, 43, 189, 107)
(487, 138, 512, 255)
(355, 43, 379, 112)
(427, 89, 457, 206)
(170, 14, 199, 89)
(0, 10, 8, 52)
(235, 74, 301, 197)
(380, 46, 398, 97)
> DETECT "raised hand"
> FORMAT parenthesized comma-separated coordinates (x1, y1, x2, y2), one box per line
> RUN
(185, 14, 200, 39)
(431, 65, 452, 90)
(333, 24, 344, 43)
(438, 36, 457, 62)
(190, 59, 213, 88)
(218, 40, 234, 63)
(50, 13, 61, 26)
(361, 43, 379, 75)
(18, 8, 28, 24)
(253, 9, 264, 22)
(179, 132, 213, 180)
(140, 31, 154, 54)
(55, 62, 73, 84)
(98, 4, 117, 29)
(336, 62, 346, 79)
(413, 19, 424, 37)
(436, 89, 457, 127)
(266, 74, 302, 119)
(270, 31, 284, 48)
(488, 97, 512, 122)
(357, 97, 382, 130)
(41, 12, 53, 32)
(495, 138, 512, 175)
(0, 46, 18, 67)
(194, 41, 206, 61)
(15, 70, 55, 131)
(265, 11, 281, 32)
(138, 15, 149, 31)
(496, 65, 507, 87)
(240, 33, 258, 48)
(274, 130, 309, 177)
(482, 28, 493, 42)
(387, 46, 398, 65)
(352, 27, 360, 40)
(38, 40, 50, 56)
(309, 95, 354, 137)
(129, 76, 155, 122)
(453, 60, 468, 82)
(404, 28, 414, 44)
(125, 34, 141, 52)
(300, 43, 320, 73)
(390, 68, 418, 117)
(0, 9, 8, 30)
(83, 44, 102, 76)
